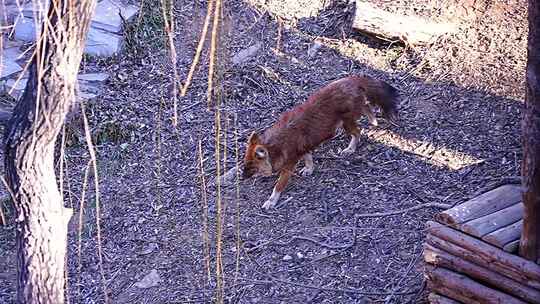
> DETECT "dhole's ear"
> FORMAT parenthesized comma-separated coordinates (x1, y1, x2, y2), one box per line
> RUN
(248, 131, 260, 145)
(255, 146, 267, 159)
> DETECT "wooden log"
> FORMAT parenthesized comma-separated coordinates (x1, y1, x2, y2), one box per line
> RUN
(483, 220, 523, 250)
(504, 240, 521, 253)
(352, 1, 457, 45)
(427, 278, 480, 304)
(460, 203, 523, 238)
(426, 234, 540, 291)
(425, 265, 526, 304)
(424, 243, 540, 303)
(435, 185, 522, 227)
(520, 0, 540, 262)
(428, 293, 462, 304)
(427, 221, 540, 289)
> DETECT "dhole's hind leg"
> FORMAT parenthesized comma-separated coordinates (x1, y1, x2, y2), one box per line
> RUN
(300, 153, 314, 176)
(340, 118, 361, 156)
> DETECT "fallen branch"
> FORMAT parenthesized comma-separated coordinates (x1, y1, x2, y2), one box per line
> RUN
(243, 232, 293, 253)
(180, 100, 203, 112)
(239, 277, 419, 296)
(357, 203, 450, 218)
(352, 1, 457, 45)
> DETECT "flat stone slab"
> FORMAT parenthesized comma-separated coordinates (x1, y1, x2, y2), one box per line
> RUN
(13, 0, 139, 56)
(2, 3, 24, 25)
(18, 0, 138, 33)
(13, 16, 39, 42)
(0, 49, 23, 79)
(3, 45, 26, 62)
(14, 16, 123, 56)
(3, 74, 105, 101)
(232, 42, 262, 65)
(1, 60, 23, 80)
(2, 39, 24, 49)
(92, 0, 139, 33)
(85, 28, 123, 56)
(77, 91, 98, 101)
(78, 73, 109, 83)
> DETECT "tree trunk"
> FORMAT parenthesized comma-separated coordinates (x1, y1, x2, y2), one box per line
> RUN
(521, 0, 540, 262)
(3, 1, 96, 303)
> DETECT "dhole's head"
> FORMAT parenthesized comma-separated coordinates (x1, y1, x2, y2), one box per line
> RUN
(242, 131, 272, 179)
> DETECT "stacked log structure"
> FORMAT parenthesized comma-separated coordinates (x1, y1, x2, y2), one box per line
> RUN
(424, 185, 540, 303)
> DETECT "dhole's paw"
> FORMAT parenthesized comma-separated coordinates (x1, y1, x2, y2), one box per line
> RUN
(300, 166, 314, 176)
(262, 198, 278, 210)
(339, 147, 355, 156)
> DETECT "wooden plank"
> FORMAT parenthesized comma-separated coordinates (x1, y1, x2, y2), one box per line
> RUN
(428, 293, 462, 304)
(427, 221, 540, 289)
(425, 265, 526, 304)
(352, 1, 457, 45)
(435, 185, 522, 227)
(460, 203, 523, 238)
(483, 220, 523, 249)
(424, 244, 540, 303)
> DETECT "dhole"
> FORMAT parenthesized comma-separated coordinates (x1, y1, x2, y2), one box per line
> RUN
(242, 75, 399, 210)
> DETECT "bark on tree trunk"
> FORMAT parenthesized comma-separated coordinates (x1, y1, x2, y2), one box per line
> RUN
(521, 0, 540, 262)
(3, 1, 96, 303)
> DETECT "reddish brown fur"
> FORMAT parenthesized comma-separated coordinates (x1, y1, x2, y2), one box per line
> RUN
(243, 75, 399, 207)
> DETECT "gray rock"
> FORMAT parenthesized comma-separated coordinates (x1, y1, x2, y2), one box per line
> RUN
(78, 73, 109, 83)
(3, 46, 25, 61)
(139, 243, 158, 255)
(2, 4, 24, 25)
(19, 0, 47, 18)
(307, 41, 323, 58)
(13, 16, 37, 42)
(232, 42, 262, 65)
(0, 58, 23, 80)
(92, 0, 138, 33)
(14, 0, 139, 57)
(77, 91, 98, 101)
(3, 77, 101, 102)
(15, 16, 123, 56)
(134, 269, 161, 289)
(85, 28, 123, 56)
(2, 39, 24, 50)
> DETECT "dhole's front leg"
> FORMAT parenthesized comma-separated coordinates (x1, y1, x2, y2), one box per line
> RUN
(340, 118, 361, 156)
(262, 164, 295, 210)
(299, 153, 314, 176)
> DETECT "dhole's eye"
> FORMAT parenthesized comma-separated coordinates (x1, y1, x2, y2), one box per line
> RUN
(255, 147, 266, 159)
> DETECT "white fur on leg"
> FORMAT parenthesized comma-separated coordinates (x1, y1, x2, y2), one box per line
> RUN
(300, 153, 314, 176)
(365, 107, 379, 126)
(340, 135, 358, 156)
(262, 187, 281, 210)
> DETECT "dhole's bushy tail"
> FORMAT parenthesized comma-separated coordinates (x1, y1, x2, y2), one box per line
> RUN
(356, 75, 399, 123)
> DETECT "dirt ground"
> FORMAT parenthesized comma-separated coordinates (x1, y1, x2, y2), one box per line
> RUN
(0, 0, 527, 303)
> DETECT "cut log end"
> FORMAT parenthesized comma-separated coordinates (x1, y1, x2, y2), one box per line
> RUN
(428, 293, 462, 304)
